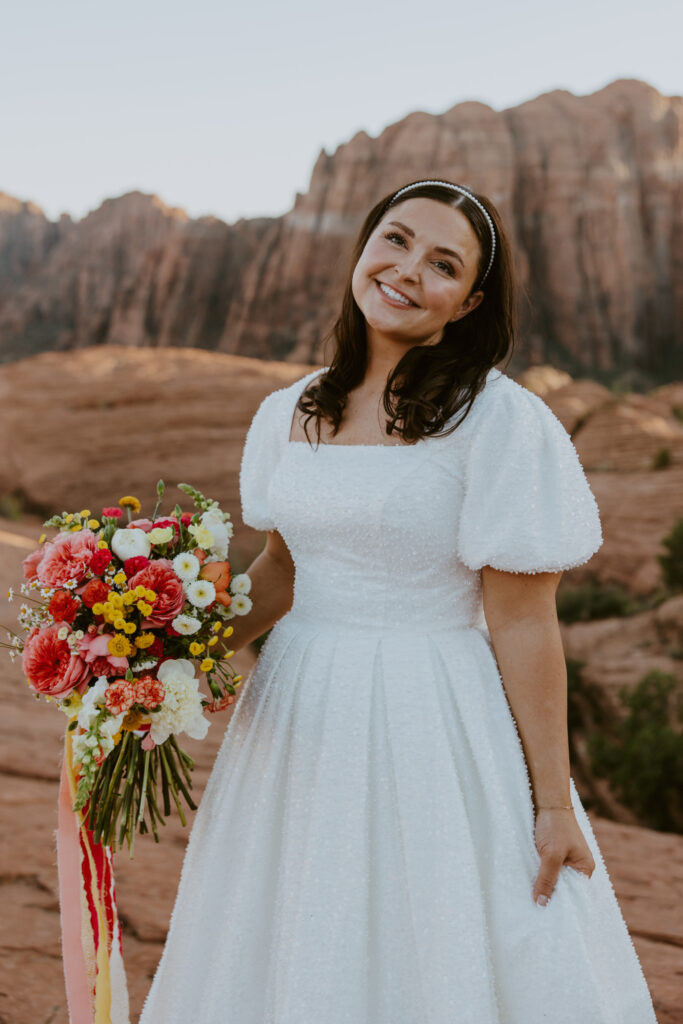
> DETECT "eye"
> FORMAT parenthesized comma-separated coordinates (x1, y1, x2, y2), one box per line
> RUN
(433, 259, 456, 276)
(383, 230, 406, 246)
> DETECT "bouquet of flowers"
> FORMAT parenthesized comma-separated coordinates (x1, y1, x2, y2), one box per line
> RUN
(3, 480, 252, 854)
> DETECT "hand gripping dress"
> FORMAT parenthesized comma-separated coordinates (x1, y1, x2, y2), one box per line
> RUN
(139, 365, 657, 1024)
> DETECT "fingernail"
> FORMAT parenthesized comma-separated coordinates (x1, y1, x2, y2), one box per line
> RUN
(536, 894, 548, 906)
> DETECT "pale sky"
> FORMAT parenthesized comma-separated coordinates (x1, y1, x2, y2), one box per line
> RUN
(2, 0, 680, 226)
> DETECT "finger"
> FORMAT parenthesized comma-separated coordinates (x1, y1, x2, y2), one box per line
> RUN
(533, 854, 563, 906)
(566, 852, 596, 879)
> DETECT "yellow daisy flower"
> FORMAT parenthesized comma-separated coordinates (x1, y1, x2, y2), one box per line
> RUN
(119, 496, 141, 513)
(189, 642, 205, 656)
(135, 633, 156, 649)
(200, 658, 215, 673)
(107, 634, 133, 658)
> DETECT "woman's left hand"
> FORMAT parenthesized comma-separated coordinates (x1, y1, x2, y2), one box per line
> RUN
(532, 808, 595, 906)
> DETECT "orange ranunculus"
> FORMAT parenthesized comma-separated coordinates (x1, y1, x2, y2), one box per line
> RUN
(199, 561, 232, 607)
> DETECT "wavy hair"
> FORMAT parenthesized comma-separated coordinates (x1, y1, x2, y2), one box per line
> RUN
(295, 179, 517, 446)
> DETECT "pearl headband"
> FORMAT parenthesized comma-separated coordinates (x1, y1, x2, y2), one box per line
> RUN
(386, 179, 497, 286)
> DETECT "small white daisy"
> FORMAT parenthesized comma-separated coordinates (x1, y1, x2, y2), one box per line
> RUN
(172, 613, 202, 635)
(229, 572, 251, 595)
(231, 594, 253, 616)
(184, 580, 216, 609)
(7, 587, 13, 602)
(172, 552, 201, 583)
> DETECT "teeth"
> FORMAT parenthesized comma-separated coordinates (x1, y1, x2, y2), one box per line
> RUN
(379, 282, 413, 306)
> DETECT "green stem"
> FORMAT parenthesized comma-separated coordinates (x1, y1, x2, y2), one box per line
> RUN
(158, 744, 187, 826)
(137, 749, 151, 824)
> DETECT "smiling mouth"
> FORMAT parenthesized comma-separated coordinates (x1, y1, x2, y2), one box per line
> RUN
(376, 280, 419, 307)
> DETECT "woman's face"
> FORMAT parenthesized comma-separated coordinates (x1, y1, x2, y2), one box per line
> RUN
(351, 196, 485, 348)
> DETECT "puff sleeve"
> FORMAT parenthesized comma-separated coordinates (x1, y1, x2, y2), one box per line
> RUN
(239, 390, 284, 532)
(456, 377, 603, 573)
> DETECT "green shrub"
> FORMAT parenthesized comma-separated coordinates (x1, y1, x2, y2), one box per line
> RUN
(658, 517, 683, 591)
(586, 670, 683, 833)
(556, 581, 636, 623)
(652, 446, 672, 469)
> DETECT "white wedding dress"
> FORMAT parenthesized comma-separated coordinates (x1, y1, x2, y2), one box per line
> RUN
(139, 366, 657, 1023)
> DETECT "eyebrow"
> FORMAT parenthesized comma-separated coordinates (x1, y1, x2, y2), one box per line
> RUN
(386, 220, 465, 269)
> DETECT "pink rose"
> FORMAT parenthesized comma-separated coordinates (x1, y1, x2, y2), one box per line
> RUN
(127, 518, 154, 533)
(37, 530, 99, 589)
(128, 559, 185, 627)
(78, 630, 129, 672)
(22, 547, 44, 581)
(22, 623, 91, 698)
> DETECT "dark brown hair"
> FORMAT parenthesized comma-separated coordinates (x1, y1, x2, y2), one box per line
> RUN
(295, 179, 517, 446)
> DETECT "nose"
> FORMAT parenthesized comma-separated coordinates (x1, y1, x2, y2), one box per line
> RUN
(394, 251, 421, 281)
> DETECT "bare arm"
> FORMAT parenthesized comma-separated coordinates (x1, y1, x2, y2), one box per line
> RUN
(481, 567, 570, 808)
(481, 565, 595, 904)
(221, 529, 295, 653)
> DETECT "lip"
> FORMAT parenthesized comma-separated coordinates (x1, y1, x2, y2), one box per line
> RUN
(375, 279, 419, 308)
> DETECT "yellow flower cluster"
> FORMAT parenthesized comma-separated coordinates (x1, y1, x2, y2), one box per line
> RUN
(92, 585, 157, 637)
(119, 495, 141, 513)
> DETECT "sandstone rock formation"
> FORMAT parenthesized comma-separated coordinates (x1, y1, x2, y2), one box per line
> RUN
(1, 79, 682, 383)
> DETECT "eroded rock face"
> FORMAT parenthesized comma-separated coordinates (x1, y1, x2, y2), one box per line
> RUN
(1, 79, 682, 382)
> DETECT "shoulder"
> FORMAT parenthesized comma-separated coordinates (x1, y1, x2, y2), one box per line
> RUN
(463, 367, 570, 440)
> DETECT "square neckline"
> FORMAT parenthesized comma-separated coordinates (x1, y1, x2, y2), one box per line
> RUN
(286, 366, 501, 449)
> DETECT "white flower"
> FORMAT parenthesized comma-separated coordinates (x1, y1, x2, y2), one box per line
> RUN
(99, 713, 125, 755)
(148, 526, 174, 545)
(150, 659, 209, 745)
(111, 527, 152, 561)
(7, 587, 13, 602)
(184, 579, 216, 609)
(172, 552, 200, 582)
(172, 613, 202, 635)
(199, 509, 230, 558)
(57, 625, 69, 641)
(231, 593, 252, 616)
(229, 572, 251, 595)
(133, 658, 158, 671)
(76, 676, 108, 729)
(188, 523, 214, 549)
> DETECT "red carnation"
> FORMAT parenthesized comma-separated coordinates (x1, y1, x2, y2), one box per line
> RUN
(123, 556, 150, 577)
(134, 674, 165, 709)
(102, 507, 123, 519)
(81, 579, 111, 608)
(147, 637, 164, 659)
(89, 549, 113, 574)
(105, 678, 137, 717)
(48, 591, 80, 624)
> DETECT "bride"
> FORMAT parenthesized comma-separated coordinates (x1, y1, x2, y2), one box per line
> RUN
(139, 179, 657, 1022)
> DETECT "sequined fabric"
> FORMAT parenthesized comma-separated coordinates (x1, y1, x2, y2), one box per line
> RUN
(139, 367, 657, 1023)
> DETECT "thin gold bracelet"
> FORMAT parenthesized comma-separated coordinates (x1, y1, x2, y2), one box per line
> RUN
(536, 804, 573, 811)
